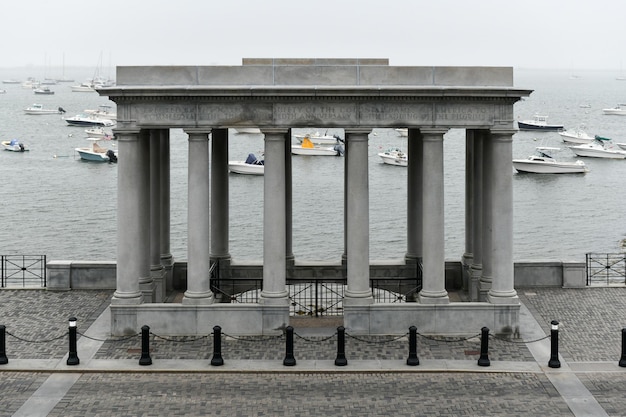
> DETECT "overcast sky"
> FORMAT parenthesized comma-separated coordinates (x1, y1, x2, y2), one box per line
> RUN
(1, 0, 623, 71)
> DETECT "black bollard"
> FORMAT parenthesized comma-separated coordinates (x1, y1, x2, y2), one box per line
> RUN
(548, 320, 561, 368)
(406, 326, 419, 366)
(211, 325, 224, 366)
(619, 328, 626, 367)
(139, 325, 152, 366)
(335, 326, 348, 366)
(66, 317, 80, 366)
(478, 327, 491, 366)
(283, 326, 296, 366)
(0, 325, 8, 365)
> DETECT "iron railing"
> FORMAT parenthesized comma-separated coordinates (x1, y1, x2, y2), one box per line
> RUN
(1, 255, 47, 288)
(586, 253, 626, 286)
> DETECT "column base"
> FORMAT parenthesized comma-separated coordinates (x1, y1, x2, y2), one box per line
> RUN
(111, 291, 144, 305)
(487, 290, 519, 305)
(344, 289, 374, 307)
(182, 290, 215, 305)
(418, 290, 449, 304)
(259, 290, 290, 306)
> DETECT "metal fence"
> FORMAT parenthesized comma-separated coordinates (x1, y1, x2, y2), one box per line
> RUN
(586, 253, 626, 286)
(210, 275, 423, 317)
(1, 255, 47, 288)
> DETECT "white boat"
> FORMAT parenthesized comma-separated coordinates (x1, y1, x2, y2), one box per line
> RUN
(617, 143, 626, 151)
(2, 79, 20, 84)
(568, 136, 626, 159)
(65, 114, 115, 127)
(33, 86, 54, 95)
(75, 138, 117, 162)
(558, 126, 594, 144)
(0, 89, 5, 94)
(378, 147, 408, 166)
(2, 139, 29, 152)
(293, 132, 342, 145)
(517, 114, 564, 131)
(234, 127, 261, 134)
(292, 137, 344, 156)
(23, 104, 66, 115)
(71, 82, 96, 92)
(602, 105, 626, 115)
(228, 153, 264, 175)
(85, 127, 115, 139)
(512, 147, 588, 174)
(84, 104, 117, 121)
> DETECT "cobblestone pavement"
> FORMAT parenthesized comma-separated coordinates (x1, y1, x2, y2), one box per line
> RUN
(1, 287, 626, 416)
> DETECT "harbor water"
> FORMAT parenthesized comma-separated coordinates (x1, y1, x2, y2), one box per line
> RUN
(1, 67, 625, 264)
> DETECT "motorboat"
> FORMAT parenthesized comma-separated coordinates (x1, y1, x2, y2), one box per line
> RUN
(2, 79, 20, 84)
(293, 132, 342, 145)
(558, 125, 594, 144)
(512, 147, 588, 174)
(378, 147, 408, 167)
(395, 128, 408, 137)
(84, 104, 117, 121)
(617, 143, 626, 151)
(24, 104, 66, 115)
(602, 105, 626, 115)
(2, 139, 29, 152)
(65, 114, 115, 127)
(228, 153, 264, 175)
(71, 82, 96, 92)
(33, 86, 54, 95)
(517, 114, 564, 131)
(291, 137, 344, 156)
(85, 127, 115, 139)
(75, 138, 117, 162)
(234, 127, 261, 134)
(568, 136, 626, 159)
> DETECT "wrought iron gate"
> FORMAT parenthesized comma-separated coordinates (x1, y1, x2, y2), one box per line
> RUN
(586, 253, 626, 286)
(1, 255, 47, 288)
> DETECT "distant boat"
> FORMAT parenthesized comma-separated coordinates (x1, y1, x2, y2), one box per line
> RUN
(33, 86, 54, 95)
(513, 147, 588, 174)
(24, 104, 66, 115)
(75, 138, 117, 162)
(2, 79, 20, 84)
(228, 153, 265, 175)
(293, 131, 341, 145)
(558, 125, 594, 144)
(378, 147, 408, 167)
(517, 114, 563, 131)
(65, 114, 115, 127)
(602, 105, 626, 115)
(568, 136, 626, 159)
(292, 137, 344, 156)
(2, 139, 29, 152)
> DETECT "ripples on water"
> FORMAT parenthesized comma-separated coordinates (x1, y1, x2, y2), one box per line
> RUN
(1, 67, 625, 263)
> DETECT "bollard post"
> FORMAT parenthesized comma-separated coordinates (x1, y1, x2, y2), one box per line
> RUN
(283, 326, 296, 366)
(406, 326, 419, 366)
(548, 320, 561, 368)
(478, 327, 490, 366)
(619, 328, 626, 367)
(139, 325, 152, 366)
(66, 317, 80, 366)
(335, 326, 348, 366)
(211, 325, 224, 366)
(0, 325, 8, 365)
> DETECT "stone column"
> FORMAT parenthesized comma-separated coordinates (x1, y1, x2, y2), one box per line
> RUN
(112, 128, 145, 306)
(344, 129, 373, 306)
(260, 129, 289, 306)
(480, 131, 493, 301)
(210, 129, 231, 273)
(487, 130, 519, 304)
(470, 131, 485, 302)
(182, 129, 214, 305)
(149, 129, 165, 302)
(419, 128, 449, 304)
(462, 130, 475, 279)
(136, 131, 154, 302)
(406, 128, 423, 262)
(284, 129, 294, 265)
(159, 130, 174, 293)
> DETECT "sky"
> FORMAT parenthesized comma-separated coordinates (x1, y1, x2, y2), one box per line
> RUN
(1, 0, 624, 71)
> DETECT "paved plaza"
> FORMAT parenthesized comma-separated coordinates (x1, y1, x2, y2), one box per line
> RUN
(2, 287, 626, 416)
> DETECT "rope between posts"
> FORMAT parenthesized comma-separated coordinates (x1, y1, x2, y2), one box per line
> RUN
(77, 331, 140, 343)
(346, 332, 409, 344)
(221, 332, 284, 342)
(150, 332, 209, 343)
(5, 330, 68, 344)
(293, 331, 337, 343)
(490, 333, 551, 344)
(416, 331, 482, 343)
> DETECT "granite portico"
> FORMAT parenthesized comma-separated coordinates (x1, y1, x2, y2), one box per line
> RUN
(100, 58, 532, 336)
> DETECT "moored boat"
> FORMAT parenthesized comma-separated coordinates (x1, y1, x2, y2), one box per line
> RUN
(602, 105, 626, 115)
(33, 86, 54, 95)
(85, 127, 115, 139)
(75, 138, 117, 162)
(378, 147, 408, 166)
(2, 139, 29, 152)
(513, 147, 588, 174)
(517, 114, 564, 131)
(558, 125, 594, 144)
(292, 137, 344, 156)
(293, 132, 342, 145)
(228, 153, 264, 175)
(568, 136, 626, 159)
(24, 104, 66, 115)
(65, 114, 115, 127)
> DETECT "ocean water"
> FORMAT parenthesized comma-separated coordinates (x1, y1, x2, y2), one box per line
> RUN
(1, 67, 625, 264)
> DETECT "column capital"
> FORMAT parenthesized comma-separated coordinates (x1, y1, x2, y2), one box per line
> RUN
(260, 128, 290, 136)
(489, 129, 517, 139)
(113, 128, 142, 141)
(183, 128, 212, 138)
(344, 128, 372, 136)
(420, 128, 449, 137)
